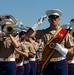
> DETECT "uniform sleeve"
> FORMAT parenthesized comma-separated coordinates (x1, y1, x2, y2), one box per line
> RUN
(21, 43, 29, 52)
(4, 38, 12, 48)
(24, 41, 36, 54)
(65, 33, 74, 48)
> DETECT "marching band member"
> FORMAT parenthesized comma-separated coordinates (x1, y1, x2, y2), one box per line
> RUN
(19, 30, 38, 75)
(63, 19, 74, 75)
(0, 14, 19, 75)
(18, 30, 31, 75)
(25, 9, 74, 75)
(13, 29, 29, 75)
(28, 37, 39, 75)
(36, 39, 44, 75)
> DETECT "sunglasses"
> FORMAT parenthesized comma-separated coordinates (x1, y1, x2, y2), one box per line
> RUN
(48, 15, 59, 19)
(19, 31, 26, 37)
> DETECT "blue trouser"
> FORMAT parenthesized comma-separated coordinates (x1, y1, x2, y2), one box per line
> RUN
(16, 66, 23, 75)
(29, 61, 37, 75)
(68, 64, 74, 75)
(0, 61, 16, 75)
(42, 59, 68, 75)
(23, 63, 31, 75)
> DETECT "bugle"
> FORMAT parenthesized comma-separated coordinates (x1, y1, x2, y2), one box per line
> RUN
(70, 29, 74, 38)
(3, 24, 14, 34)
(0, 14, 17, 34)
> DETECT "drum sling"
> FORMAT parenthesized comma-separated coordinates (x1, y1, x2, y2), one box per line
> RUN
(42, 28, 68, 70)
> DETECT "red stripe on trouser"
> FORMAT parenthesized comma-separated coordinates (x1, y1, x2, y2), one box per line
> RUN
(66, 60, 68, 75)
(14, 61, 18, 74)
(22, 65, 24, 74)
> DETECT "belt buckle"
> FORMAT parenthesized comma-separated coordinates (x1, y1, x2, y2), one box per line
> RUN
(4, 58, 8, 62)
(51, 58, 60, 62)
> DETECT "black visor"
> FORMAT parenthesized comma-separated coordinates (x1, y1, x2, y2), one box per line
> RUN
(48, 15, 59, 19)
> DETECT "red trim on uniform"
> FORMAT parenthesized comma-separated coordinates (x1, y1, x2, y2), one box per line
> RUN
(42, 28, 67, 70)
(22, 65, 24, 74)
(66, 60, 68, 75)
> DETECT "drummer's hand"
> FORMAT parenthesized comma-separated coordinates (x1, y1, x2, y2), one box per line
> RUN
(54, 43, 68, 56)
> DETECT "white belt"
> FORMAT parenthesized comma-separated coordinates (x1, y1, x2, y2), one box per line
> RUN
(68, 60, 74, 64)
(24, 60, 29, 64)
(17, 62, 23, 66)
(50, 57, 66, 62)
(29, 58, 36, 61)
(0, 58, 15, 62)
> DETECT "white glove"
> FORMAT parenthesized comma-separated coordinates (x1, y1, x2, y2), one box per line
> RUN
(54, 43, 68, 56)
(32, 15, 47, 31)
(37, 15, 47, 25)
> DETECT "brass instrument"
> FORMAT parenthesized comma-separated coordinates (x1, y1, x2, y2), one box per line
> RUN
(70, 19, 74, 39)
(70, 29, 74, 38)
(61, 24, 74, 40)
(0, 14, 17, 34)
(3, 24, 14, 34)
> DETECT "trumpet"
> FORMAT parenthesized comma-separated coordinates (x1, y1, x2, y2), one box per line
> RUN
(3, 24, 14, 34)
(0, 14, 17, 34)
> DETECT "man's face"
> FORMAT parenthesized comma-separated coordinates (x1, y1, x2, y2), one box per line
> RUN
(48, 15, 60, 26)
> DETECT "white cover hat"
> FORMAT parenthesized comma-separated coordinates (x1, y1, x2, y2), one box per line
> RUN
(13, 28, 21, 34)
(0, 14, 17, 26)
(46, 9, 62, 17)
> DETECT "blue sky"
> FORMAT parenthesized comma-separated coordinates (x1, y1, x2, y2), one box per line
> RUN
(0, 0, 74, 29)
